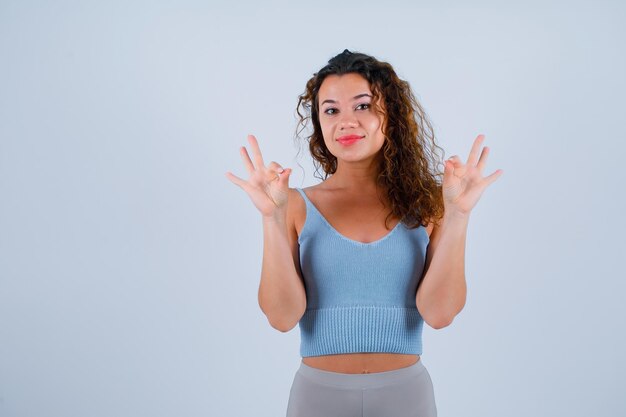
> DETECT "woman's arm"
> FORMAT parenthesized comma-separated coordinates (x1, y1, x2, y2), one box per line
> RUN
(225, 134, 306, 332)
(416, 213, 469, 329)
(258, 189, 307, 332)
(415, 133, 502, 329)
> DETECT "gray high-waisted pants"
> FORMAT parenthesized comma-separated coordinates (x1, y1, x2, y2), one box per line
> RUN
(286, 359, 437, 417)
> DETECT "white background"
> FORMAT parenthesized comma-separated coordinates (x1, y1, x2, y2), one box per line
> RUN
(1, 1, 624, 416)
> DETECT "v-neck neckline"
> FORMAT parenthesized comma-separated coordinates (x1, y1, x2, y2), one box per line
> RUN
(298, 188, 402, 246)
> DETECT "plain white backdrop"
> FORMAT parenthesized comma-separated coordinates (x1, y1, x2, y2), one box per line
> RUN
(1, 1, 624, 416)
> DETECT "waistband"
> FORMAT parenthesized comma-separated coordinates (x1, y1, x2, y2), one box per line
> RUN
(296, 358, 427, 389)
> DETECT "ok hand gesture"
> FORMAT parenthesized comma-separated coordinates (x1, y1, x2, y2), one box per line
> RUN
(442, 134, 503, 217)
(225, 134, 292, 218)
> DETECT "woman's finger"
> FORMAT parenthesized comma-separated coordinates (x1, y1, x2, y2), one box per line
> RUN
(225, 171, 249, 190)
(466, 134, 485, 167)
(476, 146, 489, 173)
(278, 168, 292, 187)
(484, 168, 504, 186)
(247, 134, 266, 170)
(240, 146, 255, 174)
(448, 155, 466, 177)
(448, 155, 461, 165)
(267, 161, 284, 179)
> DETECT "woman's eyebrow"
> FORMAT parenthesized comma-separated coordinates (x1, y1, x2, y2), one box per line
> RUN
(321, 93, 372, 106)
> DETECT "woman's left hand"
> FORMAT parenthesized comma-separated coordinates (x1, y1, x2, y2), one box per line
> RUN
(442, 134, 503, 217)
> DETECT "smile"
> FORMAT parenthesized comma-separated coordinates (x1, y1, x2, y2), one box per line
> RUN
(337, 135, 364, 146)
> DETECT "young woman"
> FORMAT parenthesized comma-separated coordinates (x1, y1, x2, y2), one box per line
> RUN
(226, 49, 503, 417)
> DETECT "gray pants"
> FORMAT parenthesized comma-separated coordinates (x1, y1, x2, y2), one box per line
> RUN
(286, 359, 437, 417)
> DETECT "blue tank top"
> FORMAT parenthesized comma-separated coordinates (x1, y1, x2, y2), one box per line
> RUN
(295, 188, 430, 357)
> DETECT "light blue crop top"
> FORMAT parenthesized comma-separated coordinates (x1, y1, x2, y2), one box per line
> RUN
(295, 188, 430, 358)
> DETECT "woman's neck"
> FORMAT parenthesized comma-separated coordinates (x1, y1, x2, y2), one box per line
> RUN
(324, 159, 382, 192)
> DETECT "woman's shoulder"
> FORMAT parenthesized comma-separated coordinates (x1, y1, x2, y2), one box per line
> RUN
(287, 186, 308, 208)
(425, 221, 435, 238)
(287, 187, 308, 238)
(288, 183, 329, 205)
(287, 183, 328, 237)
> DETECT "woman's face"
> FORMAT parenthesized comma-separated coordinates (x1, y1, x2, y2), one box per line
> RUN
(317, 73, 386, 165)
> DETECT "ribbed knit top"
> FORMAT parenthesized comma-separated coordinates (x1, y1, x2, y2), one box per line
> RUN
(295, 188, 430, 358)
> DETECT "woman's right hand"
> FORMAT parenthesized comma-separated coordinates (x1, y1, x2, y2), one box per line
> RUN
(225, 134, 292, 218)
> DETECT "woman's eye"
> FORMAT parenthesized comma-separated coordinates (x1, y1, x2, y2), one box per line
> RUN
(323, 104, 369, 115)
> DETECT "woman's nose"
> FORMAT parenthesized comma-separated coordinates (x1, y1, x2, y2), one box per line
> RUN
(339, 112, 358, 129)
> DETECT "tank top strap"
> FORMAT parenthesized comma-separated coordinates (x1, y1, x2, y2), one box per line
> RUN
(294, 187, 325, 240)
(295, 187, 316, 213)
(295, 187, 309, 203)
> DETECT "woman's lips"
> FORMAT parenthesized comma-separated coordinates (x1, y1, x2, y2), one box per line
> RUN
(337, 135, 363, 146)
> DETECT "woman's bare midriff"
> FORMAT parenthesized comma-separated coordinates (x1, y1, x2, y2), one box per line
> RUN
(302, 353, 420, 374)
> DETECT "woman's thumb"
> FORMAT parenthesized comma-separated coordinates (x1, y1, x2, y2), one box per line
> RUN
(278, 168, 292, 186)
(442, 159, 453, 182)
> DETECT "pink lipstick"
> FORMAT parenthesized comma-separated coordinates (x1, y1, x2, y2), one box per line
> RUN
(337, 134, 363, 146)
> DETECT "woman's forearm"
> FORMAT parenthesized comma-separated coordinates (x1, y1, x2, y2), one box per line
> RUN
(416, 212, 469, 329)
(258, 212, 307, 332)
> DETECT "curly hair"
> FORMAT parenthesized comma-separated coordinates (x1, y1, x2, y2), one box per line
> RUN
(295, 49, 447, 229)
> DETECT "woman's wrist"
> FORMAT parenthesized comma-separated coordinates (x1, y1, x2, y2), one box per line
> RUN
(262, 207, 288, 226)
